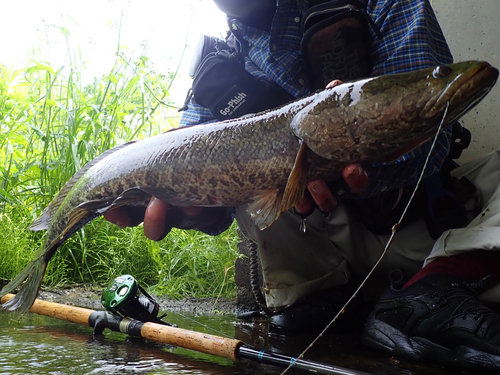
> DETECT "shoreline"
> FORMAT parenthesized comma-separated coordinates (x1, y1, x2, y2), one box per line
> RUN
(35, 285, 238, 315)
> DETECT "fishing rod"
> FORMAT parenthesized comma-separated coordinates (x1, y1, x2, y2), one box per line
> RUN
(1, 292, 373, 375)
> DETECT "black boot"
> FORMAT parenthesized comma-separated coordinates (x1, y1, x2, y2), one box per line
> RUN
(269, 282, 360, 334)
(361, 272, 500, 373)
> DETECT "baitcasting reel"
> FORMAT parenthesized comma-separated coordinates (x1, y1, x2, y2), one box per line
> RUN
(101, 274, 172, 326)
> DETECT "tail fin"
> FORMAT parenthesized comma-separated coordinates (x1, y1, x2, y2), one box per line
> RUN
(0, 255, 47, 313)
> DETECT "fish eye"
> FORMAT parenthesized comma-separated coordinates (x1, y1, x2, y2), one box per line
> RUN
(433, 65, 452, 78)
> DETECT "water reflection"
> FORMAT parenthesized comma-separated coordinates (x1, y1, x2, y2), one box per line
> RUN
(0, 309, 456, 375)
(0, 311, 280, 375)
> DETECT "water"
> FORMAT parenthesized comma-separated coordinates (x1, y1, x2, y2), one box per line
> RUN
(0, 309, 288, 375)
(0, 308, 454, 375)
(0, 310, 261, 375)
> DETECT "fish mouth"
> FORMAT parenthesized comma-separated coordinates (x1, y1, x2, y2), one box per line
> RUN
(386, 63, 498, 162)
(447, 62, 499, 121)
(424, 61, 499, 122)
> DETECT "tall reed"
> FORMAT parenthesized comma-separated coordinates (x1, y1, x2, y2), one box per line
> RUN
(0, 41, 239, 299)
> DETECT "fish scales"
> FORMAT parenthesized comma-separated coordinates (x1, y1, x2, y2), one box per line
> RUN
(80, 110, 303, 207)
(1, 61, 498, 313)
(166, 114, 300, 205)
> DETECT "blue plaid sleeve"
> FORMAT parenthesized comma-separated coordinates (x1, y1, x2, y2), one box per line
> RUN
(353, 0, 454, 198)
(368, 0, 453, 75)
(179, 99, 218, 127)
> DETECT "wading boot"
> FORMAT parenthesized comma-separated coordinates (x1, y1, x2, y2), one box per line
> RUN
(269, 282, 361, 334)
(361, 272, 500, 373)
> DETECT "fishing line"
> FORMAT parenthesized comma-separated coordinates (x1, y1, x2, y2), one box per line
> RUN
(280, 101, 450, 375)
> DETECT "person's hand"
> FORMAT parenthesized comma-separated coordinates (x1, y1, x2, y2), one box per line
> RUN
(103, 197, 202, 241)
(326, 79, 342, 89)
(294, 164, 368, 216)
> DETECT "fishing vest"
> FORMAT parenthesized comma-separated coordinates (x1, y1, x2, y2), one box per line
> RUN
(182, 0, 472, 238)
(182, 0, 376, 121)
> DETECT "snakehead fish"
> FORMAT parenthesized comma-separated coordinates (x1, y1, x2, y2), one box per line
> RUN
(1, 61, 498, 313)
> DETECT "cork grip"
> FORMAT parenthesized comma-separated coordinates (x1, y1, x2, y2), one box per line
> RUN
(1, 293, 93, 326)
(141, 322, 243, 360)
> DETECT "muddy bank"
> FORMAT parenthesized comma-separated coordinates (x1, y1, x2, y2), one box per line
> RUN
(37, 285, 237, 315)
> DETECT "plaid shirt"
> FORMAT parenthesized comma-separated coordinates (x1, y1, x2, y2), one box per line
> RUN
(180, 0, 453, 198)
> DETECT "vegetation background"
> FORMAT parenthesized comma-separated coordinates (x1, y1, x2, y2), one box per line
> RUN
(0, 2, 240, 300)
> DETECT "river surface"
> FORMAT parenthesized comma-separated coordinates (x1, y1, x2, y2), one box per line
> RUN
(0, 298, 456, 375)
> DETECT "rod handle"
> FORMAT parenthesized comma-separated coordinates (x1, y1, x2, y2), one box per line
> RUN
(1, 293, 93, 326)
(141, 322, 243, 360)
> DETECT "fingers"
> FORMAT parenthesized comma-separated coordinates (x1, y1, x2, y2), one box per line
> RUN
(295, 180, 338, 216)
(143, 199, 203, 240)
(293, 164, 368, 217)
(307, 179, 338, 213)
(294, 190, 315, 216)
(342, 164, 368, 194)
(143, 196, 170, 241)
(326, 79, 343, 89)
(103, 207, 131, 229)
(103, 196, 204, 241)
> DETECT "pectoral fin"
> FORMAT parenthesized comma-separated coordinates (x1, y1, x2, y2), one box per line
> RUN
(247, 188, 283, 230)
(281, 139, 308, 211)
(248, 140, 308, 230)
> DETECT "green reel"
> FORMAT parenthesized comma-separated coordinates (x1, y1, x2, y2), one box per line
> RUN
(101, 274, 171, 325)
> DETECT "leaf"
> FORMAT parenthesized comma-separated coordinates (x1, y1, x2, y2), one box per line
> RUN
(45, 99, 58, 108)
(25, 64, 55, 75)
(27, 125, 45, 138)
(57, 26, 70, 37)
(108, 74, 118, 84)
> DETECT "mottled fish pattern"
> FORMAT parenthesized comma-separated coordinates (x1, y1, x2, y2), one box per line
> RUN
(1, 61, 498, 313)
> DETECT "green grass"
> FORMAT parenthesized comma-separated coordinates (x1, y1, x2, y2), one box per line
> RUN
(0, 32, 240, 300)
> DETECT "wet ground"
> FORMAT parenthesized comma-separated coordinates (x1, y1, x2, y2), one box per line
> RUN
(0, 287, 460, 375)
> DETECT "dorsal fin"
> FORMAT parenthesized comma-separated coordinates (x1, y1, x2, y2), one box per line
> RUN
(29, 141, 137, 231)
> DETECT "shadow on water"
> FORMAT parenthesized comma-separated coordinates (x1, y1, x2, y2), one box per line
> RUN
(0, 307, 457, 375)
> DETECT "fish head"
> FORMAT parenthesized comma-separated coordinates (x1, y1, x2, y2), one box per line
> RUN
(420, 61, 498, 123)
(291, 61, 498, 162)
